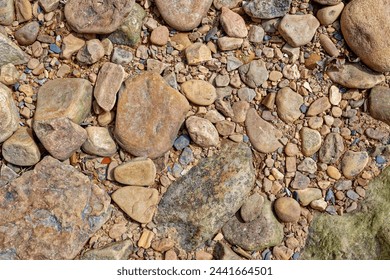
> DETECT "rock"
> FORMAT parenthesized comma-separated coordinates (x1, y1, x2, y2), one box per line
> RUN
(15, 0, 32, 23)
(150, 26, 170, 46)
(0, 63, 19, 85)
(94, 62, 125, 112)
(307, 97, 331, 116)
(303, 167, 390, 259)
(151, 238, 174, 252)
(217, 37, 243, 51)
(239, 60, 269, 88)
(273, 245, 294, 260)
(365, 128, 389, 141)
(65, 0, 135, 34)
(0, 0, 14, 25)
(305, 53, 321, 70)
(327, 166, 341, 180)
(245, 108, 283, 153)
(181, 80, 217, 106)
(0, 33, 29, 67)
(319, 133, 344, 164)
(14, 21, 39, 46)
(297, 158, 317, 174)
(341, 151, 369, 179)
(2, 127, 40, 166)
(171, 33, 192, 51)
(147, 59, 168, 74)
(114, 158, 156, 186)
(240, 193, 264, 223)
(111, 47, 133, 65)
(0, 83, 19, 143)
(317, 2, 344, 26)
(213, 0, 241, 10)
(319, 34, 340, 57)
(313, 0, 341, 5)
(278, 14, 320, 47)
(248, 25, 265, 43)
(174, 135, 191, 151)
(291, 171, 310, 190)
(61, 34, 85, 60)
(76, 39, 105, 65)
(300, 127, 322, 157)
(215, 120, 235, 136)
(329, 85, 341, 105)
(112, 186, 159, 224)
(274, 197, 301, 223)
(295, 188, 322, 206)
(0, 156, 111, 259)
(326, 64, 385, 89)
(276, 87, 303, 123)
(222, 199, 284, 251)
(341, 0, 390, 72)
(157, 141, 255, 250)
(285, 142, 299, 156)
(369, 86, 390, 125)
(214, 242, 242, 260)
(81, 240, 133, 260)
(243, 0, 292, 19)
(0, 164, 19, 187)
(220, 7, 247, 38)
(310, 199, 327, 212)
(185, 43, 212, 65)
(38, 0, 59, 12)
(155, 0, 213, 31)
(227, 56, 244, 71)
(82, 127, 116, 157)
(115, 72, 190, 158)
(196, 251, 213, 260)
(232, 101, 250, 123)
(186, 116, 219, 147)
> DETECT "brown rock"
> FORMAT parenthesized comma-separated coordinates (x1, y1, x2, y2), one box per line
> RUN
(369, 86, 390, 125)
(0, 83, 19, 143)
(213, 0, 241, 10)
(341, 151, 369, 179)
(274, 197, 301, 223)
(181, 80, 217, 106)
(217, 37, 243, 51)
(82, 126, 117, 157)
(319, 133, 345, 164)
(76, 39, 105, 65)
(61, 34, 85, 60)
(307, 96, 331, 116)
(313, 0, 341, 5)
(305, 53, 321, 70)
(38, 0, 59, 12)
(276, 87, 303, 123)
(15, 0, 32, 23)
(295, 188, 322, 206)
(185, 43, 212, 65)
(150, 26, 170, 46)
(151, 238, 174, 252)
(220, 7, 248, 38)
(300, 127, 322, 156)
(0, 0, 14, 25)
(14, 21, 40, 46)
(319, 34, 340, 57)
(278, 14, 320, 47)
(317, 2, 344, 26)
(240, 193, 264, 223)
(186, 116, 219, 147)
(114, 158, 156, 186)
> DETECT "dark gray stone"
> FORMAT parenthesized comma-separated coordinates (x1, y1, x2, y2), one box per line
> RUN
(243, 0, 292, 19)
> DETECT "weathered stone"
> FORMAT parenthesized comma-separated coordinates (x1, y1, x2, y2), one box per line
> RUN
(240, 193, 264, 223)
(111, 47, 133, 65)
(319, 133, 344, 164)
(214, 242, 242, 260)
(213, 0, 241, 10)
(0, 0, 14, 25)
(297, 158, 317, 174)
(82, 126, 116, 157)
(38, 0, 59, 12)
(114, 158, 156, 186)
(300, 127, 322, 157)
(186, 43, 212, 65)
(15, 0, 32, 23)
(81, 240, 133, 260)
(232, 101, 250, 123)
(14, 21, 39, 46)
(76, 39, 105, 65)
(150, 26, 170, 46)
(239, 60, 269, 88)
(317, 2, 344, 26)
(243, 0, 292, 19)
(151, 238, 174, 253)
(248, 25, 265, 43)
(295, 188, 322, 206)
(0, 83, 19, 143)
(217, 37, 243, 51)
(369, 86, 390, 125)
(157, 141, 255, 250)
(341, 151, 369, 179)
(61, 34, 85, 60)
(0, 33, 29, 67)
(220, 7, 248, 38)
(291, 171, 310, 190)
(0, 63, 19, 85)
(115, 72, 190, 158)
(319, 34, 340, 57)
(186, 116, 219, 147)
(278, 14, 320, 47)
(0, 156, 111, 259)
(313, 0, 341, 5)
(276, 87, 303, 123)
(0, 163, 19, 187)
(274, 197, 301, 223)
(181, 80, 217, 106)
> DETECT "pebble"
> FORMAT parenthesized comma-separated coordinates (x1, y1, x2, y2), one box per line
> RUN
(297, 158, 317, 174)
(295, 188, 322, 206)
(274, 197, 301, 223)
(15, 0, 33, 23)
(240, 193, 264, 223)
(186, 43, 212, 65)
(150, 26, 170, 46)
(0, 33, 29, 67)
(186, 116, 219, 148)
(285, 143, 299, 157)
(14, 21, 40, 46)
(174, 135, 191, 151)
(213, 0, 241, 10)
(335, 180, 352, 191)
(227, 56, 243, 71)
(278, 14, 320, 47)
(38, 0, 59, 12)
(310, 199, 327, 211)
(114, 158, 156, 186)
(276, 87, 303, 123)
(327, 166, 341, 180)
(165, 250, 178, 260)
(239, 60, 269, 88)
(341, 151, 369, 179)
(319, 133, 344, 164)
(238, 87, 256, 102)
(111, 47, 133, 65)
(82, 127, 117, 157)
(329, 85, 342, 105)
(49, 43, 61, 54)
(218, 37, 243, 51)
(369, 86, 390, 125)
(305, 53, 321, 70)
(171, 33, 192, 51)
(317, 2, 344, 26)
(248, 25, 265, 43)
(181, 80, 217, 106)
(179, 147, 194, 165)
(313, 0, 341, 4)
(300, 127, 322, 156)
(220, 7, 248, 38)
(232, 101, 249, 123)
(77, 39, 105, 65)
(325, 189, 336, 204)
(81, 240, 133, 260)
(216, 120, 235, 136)
(138, 229, 154, 249)
(0, 0, 14, 25)
(196, 251, 213, 260)
(319, 34, 340, 57)
(61, 34, 85, 60)
(307, 97, 331, 116)
(365, 128, 388, 141)
(346, 190, 359, 201)
(0, 63, 19, 85)
(0, 84, 20, 143)
(151, 238, 174, 253)
(243, 0, 291, 19)
(376, 155, 386, 165)
(291, 171, 310, 190)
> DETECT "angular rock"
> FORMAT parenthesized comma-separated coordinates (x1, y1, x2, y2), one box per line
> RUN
(181, 80, 217, 106)
(248, 25, 265, 43)
(0, 156, 111, 259)
(239, 60, 269, 88)
(278, 14, 320, 47)
(64, 0, 135, 34)
(341, 151, 369, 179)
(0, 33, 29, 67)
(82, 126, 117, 157)
(291, 171, 310, 190)
(0, 63, 19, 85)
(150, 26, 170, 46)
(243, 0, 292, 19)
(81, 240, 133, 260)
(298, 158, 317, 174)
(38, 0, 59, 12)
(217, 37, 243, 51)
(111, 47, 133, 65)
(319, 133, 344, 164)
(114, 158, 156, 186)
(274, 197, 301, 223)
(300, 127, 322, 157)
(0, 0, 14, 25)
(186, 116, 219, 147)
(14, 21, 39, 46)
(186, 43, 212, 65)
(0, 83, 19, 143)
(369, 86, 390, 126)
(115, 72, 190, 158)
(276, 87, 303, 123)
(220, 7, 248, 38)
(295, 188, 322, 206)
(157, 141, 255, 250)
(240, 193, 264, 223)
(61, 34, 85, 60)
(76, 39, 105, 65)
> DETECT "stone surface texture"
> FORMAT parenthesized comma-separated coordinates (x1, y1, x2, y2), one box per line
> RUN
(0, 33, 29, 67)
(0, 83, 19, 143)
(243, 0, 292, 19)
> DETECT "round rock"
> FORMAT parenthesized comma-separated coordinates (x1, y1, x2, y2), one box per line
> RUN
(369, 86, 390, 125)
(239, 60, 269, 88)
(181, 80, 217, 106)
(14, 21, 40, 46)
(220, 7, 248, 38)
(276, 87, 303, 123)
(341, 151, 369, 179)
(150, 26, 170, 46)
(300, 127, 322, 156)
(186, 116, 219, 148)
(274, 197, 301, 223)
(278, 14, 320, 47)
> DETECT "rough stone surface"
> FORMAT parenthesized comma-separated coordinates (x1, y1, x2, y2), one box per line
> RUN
(319, 133, 344, 164)
(150, 26, 170, 46)
(157, 141, 255, 250)
(61, 34, 85, 60)
(240, 193, 264, 223)
(114, 158, 156, 186)
(0, 83, 19, 143)
(243, 0, 292, 19)
(181, 80, 217, 106)
(82, 126, 117, 157)
(0, 0, 14, 25)
(214, 242, 242, 260)
(14, 21, 40, 46)
(341, 151, 369, 179)
(38, 0, 59, 12)
(220, 7, 248, 38)
(276, 87, 303, 123)
(313, 0, 341, 5)
(0, 156, 111, 260)
(0, 33, 29, 67)
(76, 39, 105, 65)
(81, 240, 133, 260)
(186, 116, 220, 148)
(295, 188, 322, 206)
(300, 127, 322, 157)
(369, 86, 390, 125)
(291, 171, 310, 190)
(239, 60, 269, 88)
(15, 0, 32, 23)
(0, 63, 19, 85)
(214, 0, 241, 10)
(115, 72, 190, 159)
(185, 43, 212, 65)
(218, 37, 243, 51)
(278, 14, 320, 47)
(274, 197, 301, 223)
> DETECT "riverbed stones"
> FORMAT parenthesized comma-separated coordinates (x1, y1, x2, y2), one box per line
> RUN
(240, 193, 264, 223)
(243, 0, 292, 19)
(181, 80, 217, 106)
(76, 39, 105, 65)
(276, 87, 303, 123)
(319, 133, 344, 164)
(0, 156, 111, 259)
(186, 43, 212, 65)
(239, 60, 268, 88)
(39, 0, 59, 12)
(14, 21, 39, 46)
(369, 86, 390, 125)
(220, 7, 248, 38)
(274, 197, 301, 223)
(300, 127, 322, 157)
(186, 116, 219, 147)
(0, 63, 19, 85)
(82, 126, 116, 157)
(0, 0, 14, 25)
(317, 2, 344, 26)
(0, 33, 29, 67)
(61, 34, 85, 60)
(114, 158, 156, 186)
(150, 26, 170, 46)
(15, 0, 32, 23)
(64, 0, 135, 34)
(214, 0, 241, 10)
(0, 83, 19, 143)
(115, 72, 190, 159)
(81, 240, 133, 260)
(157, 141, 255, 250)
(278, 14, 320, 47)
(341, 151, 369, 179)
(295, 188, 322, 206)
(341, 0, 390, 73)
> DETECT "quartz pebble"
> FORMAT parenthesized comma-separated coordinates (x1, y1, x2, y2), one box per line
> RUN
(295, 188, 322, 207)
(82, 127, 117, 157)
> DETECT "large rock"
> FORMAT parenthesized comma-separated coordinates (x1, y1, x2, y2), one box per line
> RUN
(369, 86, 390, 126)
(0, 83, 19, 143)
(303, 167, 390, 259)
(243, 0, 292, 19)
(0, 0, 15, 25)
(341, 0, 390, 73)
(155, 0, 213, 31)
(115, 72, 190, 159)
(64, 0, 135, 34)
(0, 156, 111, 260)
(157, 141, 255, 250)
(0, 33, 29, 67)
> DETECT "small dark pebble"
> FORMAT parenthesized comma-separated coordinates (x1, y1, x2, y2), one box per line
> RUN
(179, 147, 193, 166)
(172, 163, 183, 178)
(300, 104, 308, 113)
(205, 26, 218, 42)
(174, 135, 190, 151)
(24, 68, 32, 74)
(262, 249, 272, 260)
(263, 35, 271, 41)
(293, 191, 300, 203)
(376, 155, 386, 165)
(351, 138, 360, 146)
(285, 188, 292, 197)
(243, 135, 249, 143)
(49, 44, 61, 54)
(325, 189, 335, 205)
(333, 32, 343, 41)
(13, 82, 20, 91)
(292, 252, 300, 260)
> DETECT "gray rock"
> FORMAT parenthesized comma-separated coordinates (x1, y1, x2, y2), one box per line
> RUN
(369, 86, 390, 125)
(0, 0, 14, 25)
(297, 157, 317, 174)
(239, 60, 269, 88)
(0, 83, 19, 143)
(80, 240, 133, 260)
(243, 0, 292, 19)
(111, 47, 133, 65)
(0, 33, 29, 67)
(76, 39, 105, 65)
(157, 141, 255, 250)
(319, 133, 344, 164)
(14, 21, 39, 46)
(291, 171, 310, 190)
(38, 0, 59, 12)
(240, 193, 264, 222)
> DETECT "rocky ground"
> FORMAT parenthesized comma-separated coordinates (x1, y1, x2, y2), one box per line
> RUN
(0, 0, 389, 260)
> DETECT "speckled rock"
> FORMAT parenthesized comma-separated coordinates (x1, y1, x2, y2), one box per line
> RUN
(0, 83, 19, 143)
(317, 2, 344, 26)
(214, 0, 241, 10)
(82, 126, 117, 157)
(220, 7, 248, 38)
(319, 133, 344, 164)
(243, 0, 292, 19)
(307, 97, 331, 116)
(181, 80, 217, 106)
(186, 116, 220, 147)
(295, 188, 322, 206)
(114, 158, 156, 186)
(14, 21, 39, 46)
(76, 39, 105, 65)
(0, 33, 29, 67)
(240, 193, 264, 223)
(369, 86, 390, 125)
(278, 14, 320, 47)
(38, 0, 59, 12)
(341, 151, 369, 179)
(185, 43, 212, 65)
(274, 197, 301, 223)
(81, 240, 133, 260)
(0, 0, 14, 25)
(313, 0, 341, 5)
(300, 127, 322, 157)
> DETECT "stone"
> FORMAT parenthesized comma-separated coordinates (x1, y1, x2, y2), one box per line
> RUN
(76, 39, 105, 65)
(341, 151, 369, 179)
(82, 126, 117, 157)
(196, 251, 213, 260)
(217, 37, 243, 51)
(181, 80, 217, 106)
(278, 14, 320, 47)
(329, 85, 341, 105)
(213, 0, 241, 10)
(243, 0, 292, 19)
(0, 0, 14, 25)
(155, 0, 213, 31)
(307, 97, 331, 116)
(291, 171, 310, 190)
(150, 26, 170, 46)
(220, 7, 247, 38)
(222, 199, 284, 251)
(214, 242, 242, 260)
(0, 63, 18, 85)
(151, 238, 174, 252)
(2, 127, 40, 166)
(327, 64, 385, 89)
(0, 156, 111, 259)
(285, 143, 299, 156)
(174, 135, 190, 151)
(240, 193, 264, 223)
(313, 0, 341, 5)
(365, 128, 389, 141)
(227, 56, 244, 71)
(14, 22, 39, 46)
(94, 62, 125, 112)
(114, 158, 156, 186)
(147, 59, 168, 74)
(310, 199, 327, 212)
(186, 43, 212, 65)
(15, 0, 32, 23)
(297, 158, 317, 174)
(276, 87, 303, 123)
(238, 88, 256, 102)
(327, 166, 341, 180)
(369, 86, 390, 125)
(61, 34, 85, 60)
(38, 0, 59, 12)
(112, 186, 159, 224)
(239, 60, 268, 88)
(341, 0, 390, 72)
(157, 141, 255, 250)
(319, 34, 340, 57)
(300, 127, 322, 157)
(274, 197, 301, 223)
(164, 250, 177, 260)
(81, 240, 133, 260)
(171, 33, 192, 51)
(317, 2, 344, 26)
(216, 120, 235, 136)
(186, 116, 219, 147)
(0, 83, 19, 143)
(0, 164, 19, 187)
(273, 245, 294, 260)
(319, 133, 344, 164)
(245, 108, 283, 153)
(65, 0, 135, 34)
(232, 101, 250, 123)
(115, 72, 190, 158)
(248, 26, 265, 44)
(111, 47, 133, 65)
(0, 33, 29, 67)
(138, 229, 155, 249)
(295, 188, 322, 206)
(305, 53, 321, 70)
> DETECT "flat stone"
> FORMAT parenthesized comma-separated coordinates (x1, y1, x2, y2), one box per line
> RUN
(220, 7, 247, 38)
(0, 83, 19, 143)
(14, 21, 39, 46)
(0, 33, 29, 67)
(278, 14, 320, 47)
(239, 60, 269, 88)
(115, 72, 190, 159)
(155, 0, 213, 31)
(65, 0, 135, 34)
(295, 188, 322, 206)
(245, 108, 283, 153)
(319, 34, 340, 57)
(307, 97, 331, 116)
(300, 127, 322, 157)
(76, 39, 105, 65)
(369, 86, 390, 125)
(61, 34, 85, 60)
(82, 126, 117, 157)
(217, 37, 243, 51)
(157, 141, 255, 250)
(222, 199, 284, 251)
(276, 87, 303, 123)
(274, 197, 301, 223)
(0, 156, 111, 259)
(327, 63, 385, 89)
(38, 0, 59, 12)
(0, 0, 14, 25)
(317, 2, 344, 26)
(81, 240, 133, 260)
(112, 186, 159, 224)
(2, 127, 40, 166)
(114, 158, 156, 186)
(297, 158, 317, 174)
(0, 63, 19, 85)
(341, 151, 369, 179)
(94, 62, 125, 112)
(150, 26, 170, 46)
(0, 164, 19, 187)
(240, 193, 264, 223)
(232, 101, 250, 123)
(216, 120, 235, 136)
(186, 43, 212, 65)
(181, 80, 217, 106)
(329, 85, 342, 105)
(310, 199, 327, 211)
(327, 166, 341, 180)
(227, 56, 244, 71)
(319, 133, 344, 164)
(171, 33, 192, 51)
(186, 116, 219, 147)
(291, 171, 310, 190)
(248, 25, 265, 43)
(243, 0, 292, 19)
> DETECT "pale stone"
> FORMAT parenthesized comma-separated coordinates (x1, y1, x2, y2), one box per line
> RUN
(276, 87, 303, 123)
(181, 80, 217, 106)
(186, 116, 219, 147)
(341, 151, 369, 179)
(186, 43, 212, 65)
(300, 127, 322, 157)
(278, 14, 320, 47)
(295, 188, 322, 206)
(82, 126, 117, 157)
(114, 158, 156, 186)
(0, 83, 19, 143)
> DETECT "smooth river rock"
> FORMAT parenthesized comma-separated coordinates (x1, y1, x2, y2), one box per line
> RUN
(369, 86, 390, 126)
(0, 0, 14, 25)
(0, 83, 19, 143)
(243, 0, 292, 19)
(276, 87, 303, 123)
(278, 14, 320, 47)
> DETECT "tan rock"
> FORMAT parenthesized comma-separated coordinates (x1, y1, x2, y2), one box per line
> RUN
(220, 7, 248, 38)
(15, 0, 32, 23)
(0, 83, 19, 143)
(276, 87, 303, 123)
(217, 37, 243, 51)
(310, 199, 327, 212)
(0, 33, 29, 67)
(300, 127, 322, 157)
(76, 39, 105, 65)
(274, 197, 301, 223)
(0, 63, 19, 85)
(151, 238, 174, 252)
(295, 188, 322, 206)
(341, 151, 369, 179)
(114, 158, 156, 186)
(186, 43, 212, 65)
(196, 251, 213, 260)
(61, 34, 85, 60)
(171, 33, 192, 51)
(369, 86, 390, 126)
(213, 0, 241, 10)
(186, 116, 219, 147)
(150, 26, 170, 46)
(240, 193, 264, 223)
(181, 80, 217, 106)
(38, 0, 59, 12)
(138, 229, 154, 249)
(278, 14, 320, 47)
(307, 97, 331, 116)
(327, 166, 341, 180)
(317, 2, 344, 26)
(0, 0, 14, 25)
(82, 126, 117, 157)
(319, 34, 340, 57)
